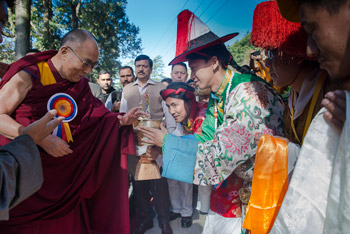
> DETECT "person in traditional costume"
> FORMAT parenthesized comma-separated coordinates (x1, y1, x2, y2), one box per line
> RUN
(242, 1, 329, 233)
(168, 60, 193, 228)
(254, 0, 350, 233)
(140, 9, 285, 234)
(0, 29, 143, 234)
(158, 82, 195, 228)
(146, 81, 207, 228)
(157, 81, 205, 135)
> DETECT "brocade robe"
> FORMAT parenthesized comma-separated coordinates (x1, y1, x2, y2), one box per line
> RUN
(162, 66, 285, 186)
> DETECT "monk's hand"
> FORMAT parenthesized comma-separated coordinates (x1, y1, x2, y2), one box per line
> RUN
(22, 110, 65, 144)
(118, 107, 147, 126)
(38, 134, 73, 157)
(139, 123, 168, 147)
(146, 145, 162, 161)
(322, 90, 346, 133)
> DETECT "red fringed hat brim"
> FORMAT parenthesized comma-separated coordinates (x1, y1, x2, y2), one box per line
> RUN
(169, 33, 238, 65)
(250, 1, 307, 58)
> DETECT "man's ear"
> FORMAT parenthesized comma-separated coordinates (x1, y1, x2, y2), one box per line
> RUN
(60, 46, 69, 60)
(211, 56, 220, 71)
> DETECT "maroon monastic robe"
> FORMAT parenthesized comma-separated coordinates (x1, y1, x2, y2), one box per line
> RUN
(0, 51, 134, 234)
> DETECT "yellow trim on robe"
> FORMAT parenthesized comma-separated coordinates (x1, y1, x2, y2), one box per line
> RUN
(37, 61, 57, 86)
(38, 61, 74, 142)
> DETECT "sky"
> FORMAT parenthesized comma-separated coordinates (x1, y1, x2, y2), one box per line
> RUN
(121, 0, 266, 77)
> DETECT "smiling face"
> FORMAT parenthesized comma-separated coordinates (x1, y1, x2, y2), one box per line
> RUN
(61, 39, 99, 82)
(188, 58, 214, 90)
(300, 2, 350, 79)
(165, 97, 190, 123)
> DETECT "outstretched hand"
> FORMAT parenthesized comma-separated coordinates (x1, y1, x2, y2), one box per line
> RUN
(139, 122, 168, 147)
(118, 107, 147, 126)
(22, 109, 64, 144)
(322, 90, 346, 133)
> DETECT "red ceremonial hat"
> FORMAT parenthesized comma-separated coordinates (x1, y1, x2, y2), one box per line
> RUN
(250, 1, 307, 58)
(169, 10, 238, 65)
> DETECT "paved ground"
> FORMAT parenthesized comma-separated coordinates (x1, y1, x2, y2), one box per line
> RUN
(130, 182, 207, 234)
(145, 209, 207, 234)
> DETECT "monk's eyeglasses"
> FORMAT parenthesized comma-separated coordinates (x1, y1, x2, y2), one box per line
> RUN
(66, 46, 99, 69)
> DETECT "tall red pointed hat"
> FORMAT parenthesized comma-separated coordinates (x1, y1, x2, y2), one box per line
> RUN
(250, 1, 307, 58)
(169, 10, 238, 65)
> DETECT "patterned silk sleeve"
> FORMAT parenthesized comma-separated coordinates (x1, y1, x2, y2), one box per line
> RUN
(193, 81, 284, 186)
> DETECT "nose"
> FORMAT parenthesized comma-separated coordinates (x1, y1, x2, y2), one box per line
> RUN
(190, 72, 195, 79)
(169, 107, 176, 116)
(83, 66, 93, 75)
(306, 36, 319, 58)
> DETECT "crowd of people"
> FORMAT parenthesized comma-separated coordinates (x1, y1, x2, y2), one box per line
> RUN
(0, 0, 348, 234)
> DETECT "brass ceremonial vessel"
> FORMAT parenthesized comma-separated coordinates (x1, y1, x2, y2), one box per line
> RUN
(133, 119, 162, 181)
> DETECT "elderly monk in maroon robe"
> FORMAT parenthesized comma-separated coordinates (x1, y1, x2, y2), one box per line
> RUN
(0, 29, 141, 234)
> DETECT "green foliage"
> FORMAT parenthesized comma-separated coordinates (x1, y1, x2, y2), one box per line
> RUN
(0, 7, 16, 63)
(0, 0, 142, 78)
(31, 0, 62, 50)
(77, 0, 142, 79)
(228, 31, 257, 66)
(0, 37, 15, 63)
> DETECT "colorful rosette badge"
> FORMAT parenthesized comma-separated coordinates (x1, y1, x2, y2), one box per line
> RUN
(47, 93, 78, 142)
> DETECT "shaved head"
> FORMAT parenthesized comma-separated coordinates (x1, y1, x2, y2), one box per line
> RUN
(53, 29, 99, 83)
(60, 29, 97, 48)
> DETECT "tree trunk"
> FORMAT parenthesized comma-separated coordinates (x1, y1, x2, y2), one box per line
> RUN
(71, 0, 80, 29)
(15, 0, 31, 60)
(42, 0, 52, 49)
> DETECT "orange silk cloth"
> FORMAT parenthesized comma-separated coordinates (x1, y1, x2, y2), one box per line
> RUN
(243, 134, 288, 234)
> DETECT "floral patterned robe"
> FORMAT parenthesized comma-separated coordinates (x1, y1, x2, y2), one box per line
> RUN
(162, 67, 285, 187)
